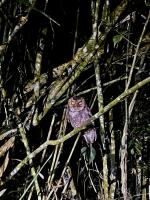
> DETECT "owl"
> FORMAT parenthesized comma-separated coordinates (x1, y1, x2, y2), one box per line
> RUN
(67, 97, 97, 144)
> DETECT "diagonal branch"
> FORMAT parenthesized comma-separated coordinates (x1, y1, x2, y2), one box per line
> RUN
(7, 76, 150, 180)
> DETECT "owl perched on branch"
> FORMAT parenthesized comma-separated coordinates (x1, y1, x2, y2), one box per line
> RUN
(67, 97, 97, 144)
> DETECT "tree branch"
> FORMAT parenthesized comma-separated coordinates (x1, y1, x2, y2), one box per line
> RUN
(8, 76, 150, 180)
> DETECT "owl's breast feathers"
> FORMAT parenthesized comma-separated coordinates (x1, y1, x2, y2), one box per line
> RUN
(68, 109, 83, 128)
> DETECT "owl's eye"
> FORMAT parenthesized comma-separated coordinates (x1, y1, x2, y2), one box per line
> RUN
(71, 100, 76, 105)
(78, 101, 83, 107)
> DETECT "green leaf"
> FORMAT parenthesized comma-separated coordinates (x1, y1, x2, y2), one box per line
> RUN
(16, 0, 31, 6)
(146, 127, 150, 132)
(81, 147, 87, 159)
(113, 34, 123, 46)
(88, 146, 96, 164)
(81, 146, 96, 164)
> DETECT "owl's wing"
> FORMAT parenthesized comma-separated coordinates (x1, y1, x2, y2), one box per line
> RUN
(84, 106, 95, 126)
(83, 106, 93, 118)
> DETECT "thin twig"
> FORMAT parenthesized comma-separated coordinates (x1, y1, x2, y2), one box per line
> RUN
(126, 11, 150, 89)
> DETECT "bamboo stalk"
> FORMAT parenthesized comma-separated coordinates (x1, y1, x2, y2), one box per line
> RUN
(8, 76, 150, 182)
